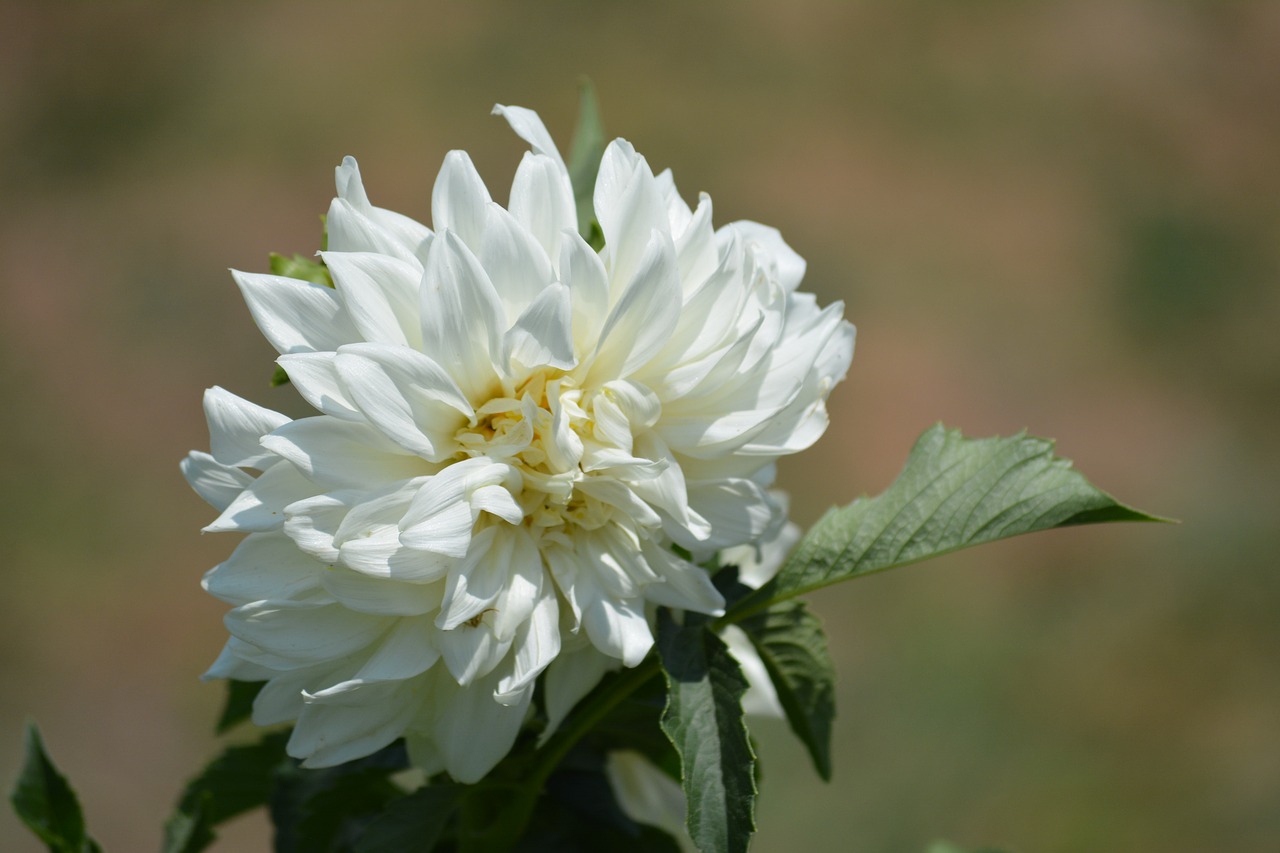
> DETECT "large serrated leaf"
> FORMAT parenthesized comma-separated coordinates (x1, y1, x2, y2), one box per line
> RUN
(732, 424, 1165, 620)
(737, 600, 836, 780)
(10, 723, 101, 853)
(657, 611, 756, 853)
(567, 78, 605, 246)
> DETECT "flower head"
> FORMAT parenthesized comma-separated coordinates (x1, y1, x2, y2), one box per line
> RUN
(184, 104, 854, 781)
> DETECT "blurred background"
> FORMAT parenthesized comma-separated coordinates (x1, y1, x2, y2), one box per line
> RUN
(2, 1, 1277, 850)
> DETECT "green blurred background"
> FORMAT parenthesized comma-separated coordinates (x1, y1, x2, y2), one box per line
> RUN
(2, 1, 1277, 850)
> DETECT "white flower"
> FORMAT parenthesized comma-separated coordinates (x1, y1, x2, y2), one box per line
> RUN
(184, 104, 854, 782)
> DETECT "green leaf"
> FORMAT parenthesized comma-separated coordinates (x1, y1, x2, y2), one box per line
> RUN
(10, 723, 101, 853)
(215, 679, 265, 735)
(354, 784, 462, 853)
(292, 767, 402, 852)
(271, 740, 408, 853)
(737, 599, 836, 780)
(271, 364, 291, 387)
(567, 78, 605, 246)
(161, 792, 214, 853)
(269, 252, 334, 288)
(163, 730, 290, 853)
(732, 424, 1166, 621)
(657, 611, 756, 853)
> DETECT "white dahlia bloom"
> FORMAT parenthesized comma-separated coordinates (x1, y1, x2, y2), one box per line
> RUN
(184, 104, 854, 782)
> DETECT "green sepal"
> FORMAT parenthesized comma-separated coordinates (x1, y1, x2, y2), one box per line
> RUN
(567, 78, 605, 247)
(657, 610, 756, 853)
(269, 252, 333, 288)
(270, 365, 291, 387)
(10, 722, 102, 853)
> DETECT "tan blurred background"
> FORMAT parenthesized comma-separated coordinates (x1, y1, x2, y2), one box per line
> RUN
(2, 1, 1278, 851)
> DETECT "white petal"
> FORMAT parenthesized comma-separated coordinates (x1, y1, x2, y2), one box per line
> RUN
(495, 590, 560, 703)
(181, 451, 253, 511)
(250, 658, 351, 725)
(578, 582, 653, 667)
(330, 156, 434, 262)
(283, 491, 354, 562)
(541, 644, 617, 741)
(478, 202, 554, 320)
(675, 193, 719, 290)
(683, 478, 777, 549)
(469, 484, 525, 524)
(203, 387, 290, 468)
(723, 220, 807, 291)
(508, 152, 576, 262)
(437, 526, 509, 630)
(640, 541, 725, 616)
(587, 229, 681, 382)
(261, 417, 429, 490)
(433, 670, 531, 783)
(419, 230, 505, 400)
(232, 271, 359, 354)
(202, 532, 326, 606)
(438, 620, 512, 686)
(399, 459, 513, 554)
(722, 625, 784, 718)
(320, 566, 444, 616)
(201, 640, 276, 682)
(323, 251, 424, 347)
(356, 616, 441, 682)
(605, 751, 690, 844)
(489, 529, 547, 640)
(431, 150, 491, 251)
(503, 282, 576, 372)
(334, 343, 472, 460)
(560, 230, 610, 354)
(291, 680, 420, 768)
(593, 140, 668, 293)
(225, 600, 391, 670)
(204, 462, 315, 533)
(276, 353, 362, 421)
(492, 104, 568, 173)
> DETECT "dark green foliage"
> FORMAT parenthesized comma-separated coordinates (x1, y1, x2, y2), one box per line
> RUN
(657, 610, 756, 853)
(353, 784, 463, 853)
(270, 740, 408, 853)
(215, 679, 266, 735)
(10, 723, 102, 853)
(738, 599, 836, 780)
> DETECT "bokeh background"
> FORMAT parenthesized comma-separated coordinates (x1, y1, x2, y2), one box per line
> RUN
(2, 2, 1278, 851)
